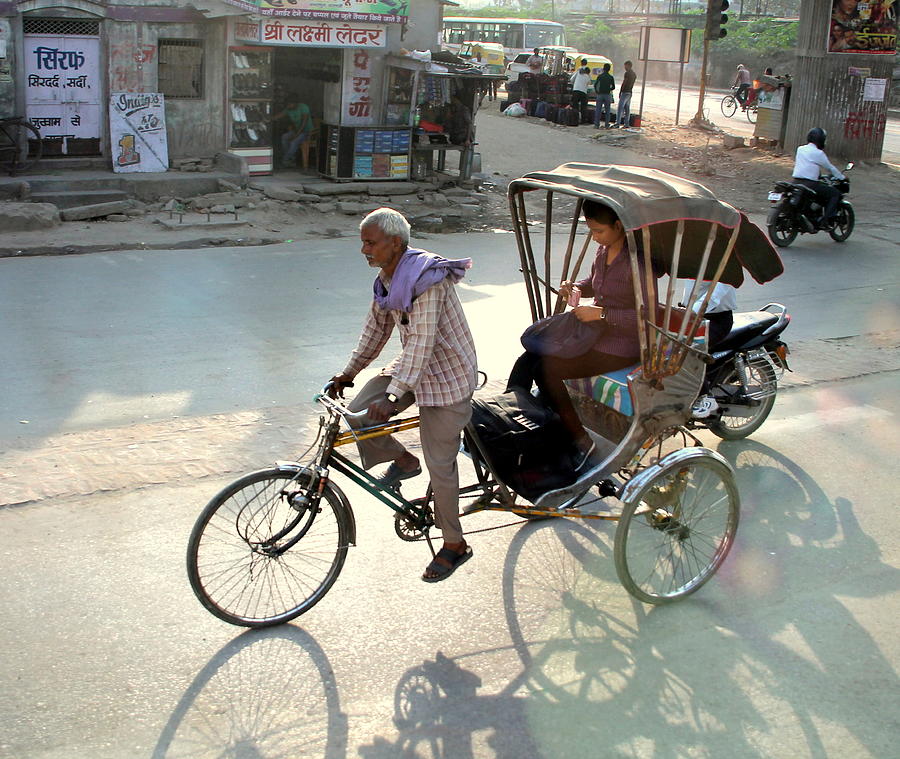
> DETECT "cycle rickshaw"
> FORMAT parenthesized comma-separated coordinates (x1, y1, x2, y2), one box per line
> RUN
(187, 163, 784, 628)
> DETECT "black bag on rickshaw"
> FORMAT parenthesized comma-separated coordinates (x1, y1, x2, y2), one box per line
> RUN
(471, 388, 578, 500)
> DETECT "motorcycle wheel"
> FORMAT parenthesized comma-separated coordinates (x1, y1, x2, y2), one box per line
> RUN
(829, 204, 855, 242)
(767, 209, 798, 248)
(708, 361, 777, 440)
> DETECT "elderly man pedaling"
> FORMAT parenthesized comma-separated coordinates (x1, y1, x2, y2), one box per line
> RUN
(328, 208, 478, 583)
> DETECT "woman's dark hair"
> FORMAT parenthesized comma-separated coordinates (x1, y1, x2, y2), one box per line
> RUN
(582, 200, 620, 226)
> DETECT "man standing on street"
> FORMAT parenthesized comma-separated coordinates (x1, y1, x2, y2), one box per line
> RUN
(615, 60, 636, 128)
(526, 47, 543, 75)
(328, 208, 479, 583)
(569, 58, 592, 124)
(594, 62, 615, 129)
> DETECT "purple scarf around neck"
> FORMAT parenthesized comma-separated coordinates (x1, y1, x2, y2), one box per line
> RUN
(373, 248, 472, 313)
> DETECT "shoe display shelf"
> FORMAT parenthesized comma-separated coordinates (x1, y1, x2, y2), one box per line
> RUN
(228, 47, 273, 175)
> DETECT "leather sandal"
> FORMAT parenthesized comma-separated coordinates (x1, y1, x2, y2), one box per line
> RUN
(422, 545, 473, 583)
(376, 461, 422, 491)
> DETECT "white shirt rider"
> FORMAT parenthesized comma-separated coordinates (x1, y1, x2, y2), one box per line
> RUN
(793, 142, 845, 181)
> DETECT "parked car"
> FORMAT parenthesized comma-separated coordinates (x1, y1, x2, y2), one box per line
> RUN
(505, 52, 534, 79)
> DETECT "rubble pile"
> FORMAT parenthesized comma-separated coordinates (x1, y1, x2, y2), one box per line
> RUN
(140, 177, 498, 235)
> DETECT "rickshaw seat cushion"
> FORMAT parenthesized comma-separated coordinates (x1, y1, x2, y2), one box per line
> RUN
(471, 389, 579, 500)
(564, 365, 638, 417)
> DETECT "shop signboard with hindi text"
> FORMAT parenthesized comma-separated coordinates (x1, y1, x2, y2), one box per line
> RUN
(342, 48, 374, 125)
(261, 19, 386, 47)
(109, 92, 169, 173)
(222, 0, 408, 23)
(24, 35, 101, 149)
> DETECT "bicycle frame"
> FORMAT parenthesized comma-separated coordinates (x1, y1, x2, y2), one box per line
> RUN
(311, 391, 624, 532)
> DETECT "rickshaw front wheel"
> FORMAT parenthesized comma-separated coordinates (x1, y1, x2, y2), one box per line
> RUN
(614, 450, 739, 605)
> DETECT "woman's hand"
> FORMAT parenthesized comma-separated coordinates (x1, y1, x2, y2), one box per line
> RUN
(559, 281, 574, 300)
(573, 304, 605, 322)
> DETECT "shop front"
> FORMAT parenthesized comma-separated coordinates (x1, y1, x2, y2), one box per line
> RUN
(224, 15, 386, 176)
(383, 52, 503, 181)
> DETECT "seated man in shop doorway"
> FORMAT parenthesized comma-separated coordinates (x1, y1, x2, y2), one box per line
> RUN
(446, 95, 473, 146)
(274, 93, 312, 170)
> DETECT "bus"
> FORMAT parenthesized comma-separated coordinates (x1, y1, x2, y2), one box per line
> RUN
(441, 17, 566, 59)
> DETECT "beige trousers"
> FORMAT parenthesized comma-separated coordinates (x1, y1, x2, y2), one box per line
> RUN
(348, 375, 472, 543)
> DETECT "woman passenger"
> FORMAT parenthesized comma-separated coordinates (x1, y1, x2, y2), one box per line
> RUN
(507, 200, 656, 469)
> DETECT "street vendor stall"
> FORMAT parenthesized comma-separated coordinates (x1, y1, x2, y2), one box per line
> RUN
(382, 51, 505, 180)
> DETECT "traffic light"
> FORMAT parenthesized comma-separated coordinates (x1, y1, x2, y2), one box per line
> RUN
(706, 0, 729, 40)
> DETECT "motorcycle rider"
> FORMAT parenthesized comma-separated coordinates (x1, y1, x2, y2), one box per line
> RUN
(791, 127, 846, 228)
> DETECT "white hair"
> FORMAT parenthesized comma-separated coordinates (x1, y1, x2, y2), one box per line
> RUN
(360, 207, 410, 245)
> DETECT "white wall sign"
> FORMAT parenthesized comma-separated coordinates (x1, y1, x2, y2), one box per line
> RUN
(109, 92, 169, 173)
(261, 19, 385, 47)
(342, 48, 374, 125)
(863, 77, 887, 101)
(24, 34, 101, 141)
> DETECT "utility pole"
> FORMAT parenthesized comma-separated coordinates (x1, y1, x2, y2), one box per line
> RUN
(692, 0, 728, 125)
(693, 36, 712, 123)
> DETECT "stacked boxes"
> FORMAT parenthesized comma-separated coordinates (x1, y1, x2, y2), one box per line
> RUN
(352, 128, 410, 180)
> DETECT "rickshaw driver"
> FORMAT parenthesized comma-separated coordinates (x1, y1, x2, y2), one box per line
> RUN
(327, 208, 479, 583)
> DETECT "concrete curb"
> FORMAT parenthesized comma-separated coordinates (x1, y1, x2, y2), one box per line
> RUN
(0, 235, 286, 257)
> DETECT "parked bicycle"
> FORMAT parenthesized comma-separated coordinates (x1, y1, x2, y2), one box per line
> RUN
(720, 87, 758, 124)
(0, 116, 43, 175)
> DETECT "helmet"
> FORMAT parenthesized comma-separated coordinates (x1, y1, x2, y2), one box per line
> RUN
(807, 127, 827, 149)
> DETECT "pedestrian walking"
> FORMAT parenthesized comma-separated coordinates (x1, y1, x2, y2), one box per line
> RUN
(615, 60, 636, 128)
(328, 208, 479, 583)
(569, 58, 592, 124)
(593, 63, 615, 129)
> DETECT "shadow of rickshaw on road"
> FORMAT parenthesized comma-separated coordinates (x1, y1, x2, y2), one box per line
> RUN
(359, 440, 899, 758)
(152, 626, 347, 759)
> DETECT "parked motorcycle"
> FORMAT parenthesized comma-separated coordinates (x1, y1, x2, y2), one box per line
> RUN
(766, 164, 854, 248)
(691, 303, 791, 440)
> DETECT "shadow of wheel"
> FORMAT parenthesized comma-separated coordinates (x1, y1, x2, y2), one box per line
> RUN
(152, 627, 347, 759)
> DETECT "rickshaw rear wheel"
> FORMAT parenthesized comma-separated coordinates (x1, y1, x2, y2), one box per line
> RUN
(614, 451, 739, 605)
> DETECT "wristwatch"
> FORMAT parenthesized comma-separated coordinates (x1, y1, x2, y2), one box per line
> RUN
(385, 392, 400, 405)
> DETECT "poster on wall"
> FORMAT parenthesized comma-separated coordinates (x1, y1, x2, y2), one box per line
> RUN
(828, 0, 897, 53)
(222, 0, 408, 24)
(109, 92, 169, 173)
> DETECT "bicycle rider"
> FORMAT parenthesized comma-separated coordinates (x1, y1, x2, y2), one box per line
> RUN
(732, 64, 752, 106)
(327, 207, 479, 583)
(791, 127, 846, 229)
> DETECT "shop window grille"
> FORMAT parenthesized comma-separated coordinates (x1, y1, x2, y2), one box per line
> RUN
(23, 18, 100, 36)
(158, 39, 204, 99)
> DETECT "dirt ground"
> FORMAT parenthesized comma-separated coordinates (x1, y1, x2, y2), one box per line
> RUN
(465, 106, 900, 233)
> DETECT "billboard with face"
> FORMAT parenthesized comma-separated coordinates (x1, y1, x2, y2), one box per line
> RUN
(828, 0, 897, 53)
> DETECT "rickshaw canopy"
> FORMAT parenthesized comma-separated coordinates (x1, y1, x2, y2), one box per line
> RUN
(509, 163, 784, 287)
